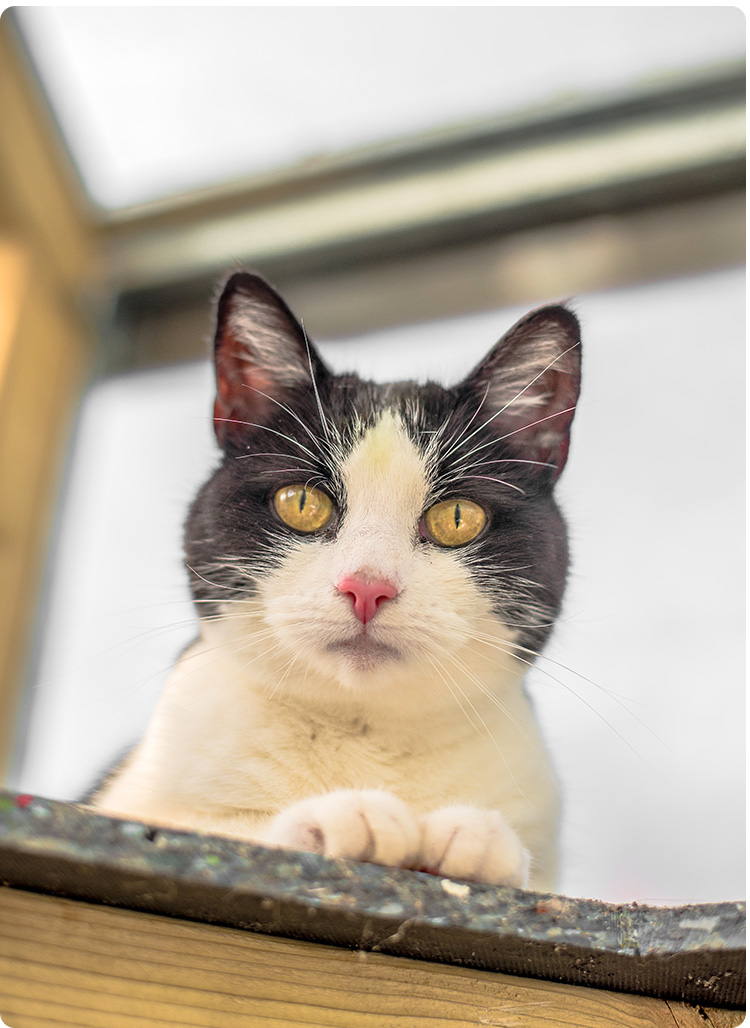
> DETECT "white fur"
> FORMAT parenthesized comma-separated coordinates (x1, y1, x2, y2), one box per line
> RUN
(263, 790, 420, 868)
(228, 292, 310, 388)
(419, 806, 530, 887)
(93, 411, 559, 889)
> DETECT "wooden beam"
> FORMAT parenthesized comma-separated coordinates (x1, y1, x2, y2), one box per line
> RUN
(0, 792, 744, 1013)
(0, 20, 95, 288)
(0, 20, 97, 782)
(0, 888, 743, 1028)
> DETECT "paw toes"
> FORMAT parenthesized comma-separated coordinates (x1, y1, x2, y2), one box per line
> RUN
(419, 806, 530, 887)
(264, 790, 420, 868)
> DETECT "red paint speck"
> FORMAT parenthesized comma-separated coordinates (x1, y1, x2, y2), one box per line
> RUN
(15, 794, 33, 809)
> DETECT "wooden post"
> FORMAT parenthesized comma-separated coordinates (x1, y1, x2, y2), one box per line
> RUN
(0, 19, 98, 782)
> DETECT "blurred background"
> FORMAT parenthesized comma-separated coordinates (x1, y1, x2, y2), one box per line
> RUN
(0, 7, 744, 905)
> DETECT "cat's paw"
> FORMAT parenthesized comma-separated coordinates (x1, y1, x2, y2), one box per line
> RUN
(418, 806, 530, 887)
(263, 789, 420, 868)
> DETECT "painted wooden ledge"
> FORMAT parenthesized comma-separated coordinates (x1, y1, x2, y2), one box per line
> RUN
(0, 790, 744, 1027)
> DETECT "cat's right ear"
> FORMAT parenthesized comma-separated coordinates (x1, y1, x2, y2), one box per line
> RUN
(212, 272, 328, 451)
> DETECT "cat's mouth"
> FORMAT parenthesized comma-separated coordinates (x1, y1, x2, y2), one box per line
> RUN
(326, 634, 401, 669)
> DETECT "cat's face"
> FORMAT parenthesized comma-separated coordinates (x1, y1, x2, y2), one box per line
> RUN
(186, 273, 581, 696)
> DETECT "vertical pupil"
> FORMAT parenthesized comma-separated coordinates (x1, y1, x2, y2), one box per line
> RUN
(454, 503, 461, 529)
(299, 487, 307, 513)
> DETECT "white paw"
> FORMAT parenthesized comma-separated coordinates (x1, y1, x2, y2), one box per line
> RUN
(263, 789, 420, 868)
(418, 806, 530, 887)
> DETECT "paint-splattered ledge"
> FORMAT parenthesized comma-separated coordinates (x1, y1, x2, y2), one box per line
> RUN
(0, 790, 744, 1009)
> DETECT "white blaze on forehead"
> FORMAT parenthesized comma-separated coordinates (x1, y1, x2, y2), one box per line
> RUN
(335, 411, 428, 584)
(343, 410, 428, 520)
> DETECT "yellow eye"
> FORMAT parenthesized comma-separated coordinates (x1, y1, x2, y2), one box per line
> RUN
(423, 499, 487, 547)
(273, 484, 334, 533)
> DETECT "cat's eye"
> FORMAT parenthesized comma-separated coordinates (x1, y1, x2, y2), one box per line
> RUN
(422, 498, 487, 547)
(273, 484, 334, 533)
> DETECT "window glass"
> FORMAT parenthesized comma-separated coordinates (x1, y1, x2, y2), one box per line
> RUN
(17, 6, 745, 209)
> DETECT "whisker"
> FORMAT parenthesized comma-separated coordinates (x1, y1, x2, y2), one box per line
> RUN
(425, 651, 532, 799)
(240, 380, 330, 459)
(443, 343, 580, 461)
(422, 653, 491, 739)
(456, 457, 556, 472)
(495, 405, 578, 446)
(247, 452, 317, 468)
(512, 639, 672, 751)
(300, 318, 333, 445)
(436, 382, 491, 458)
(460, 475, 526, 496)
(454, 406, 578, 468)
(435, 641, 554, 758)
(186, 564, 244, 592)
(468, 629, 666, 777)
(214, 417, 320, 462)
(268, 651, 301, 699)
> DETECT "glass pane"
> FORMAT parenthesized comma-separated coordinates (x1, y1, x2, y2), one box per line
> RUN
(17, 7, 745, 209)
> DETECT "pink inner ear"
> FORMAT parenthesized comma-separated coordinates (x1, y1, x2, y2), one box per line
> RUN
(553, 436, 571, 480)
(470, 305, 581, 480)
(498, 366, 579, 478)
(214, 338, 277, 445)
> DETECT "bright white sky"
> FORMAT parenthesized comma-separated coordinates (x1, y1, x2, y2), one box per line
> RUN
(17, 6, 745, 209)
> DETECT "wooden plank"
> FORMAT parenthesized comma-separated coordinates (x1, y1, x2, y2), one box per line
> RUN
(666, 1002, 745, 1028)
(703, 1011, 746, 1028)
(0, 792, 744, 1010)
(0, 888, 739, 1028)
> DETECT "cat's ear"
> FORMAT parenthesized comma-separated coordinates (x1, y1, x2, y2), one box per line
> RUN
(463, 305, 581, 479)
(212, 271, 328, 450)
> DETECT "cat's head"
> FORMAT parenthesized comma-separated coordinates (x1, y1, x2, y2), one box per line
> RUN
(186, 272, 581, 698)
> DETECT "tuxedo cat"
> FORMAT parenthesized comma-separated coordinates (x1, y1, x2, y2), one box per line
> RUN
(92, 271, 581, 891)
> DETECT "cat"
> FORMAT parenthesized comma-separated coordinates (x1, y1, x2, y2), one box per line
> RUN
(91, 271, 581, 892)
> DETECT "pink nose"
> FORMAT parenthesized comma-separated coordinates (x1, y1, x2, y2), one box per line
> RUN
(337, 575, 398, 625)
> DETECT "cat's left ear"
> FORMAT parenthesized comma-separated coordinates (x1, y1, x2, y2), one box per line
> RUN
(462, 305, 581, 479)
(212, 271, 329, 450)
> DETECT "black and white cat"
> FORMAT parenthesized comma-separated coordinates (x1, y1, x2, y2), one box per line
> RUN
(92, 271, 581, 891)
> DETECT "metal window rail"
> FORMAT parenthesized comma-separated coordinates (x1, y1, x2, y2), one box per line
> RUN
(102, 65, 745, 297)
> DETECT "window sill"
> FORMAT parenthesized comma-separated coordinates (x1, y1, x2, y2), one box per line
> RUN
(0, 789, 743, 1014)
